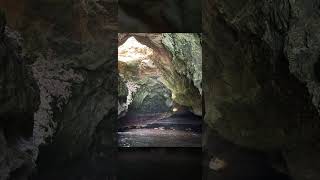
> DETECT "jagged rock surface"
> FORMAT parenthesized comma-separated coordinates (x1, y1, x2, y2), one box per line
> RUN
(161, 33, 202, 115)
(128, 77, 173, 115)
(203, 0, 320, 180)
(119, 76, 128, 106)
(0, 13, 40, 180)
(0, 1, 117, 179)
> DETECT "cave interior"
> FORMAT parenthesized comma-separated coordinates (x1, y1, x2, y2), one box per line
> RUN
(1, 0, 320, 179)
(117, 35, 202, 148)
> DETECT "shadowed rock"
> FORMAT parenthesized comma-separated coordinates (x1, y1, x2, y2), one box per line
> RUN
(203, 0, 320, 179)
(0, 12, 40, 180)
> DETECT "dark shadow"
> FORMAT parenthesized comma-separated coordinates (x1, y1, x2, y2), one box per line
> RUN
(118, 0, 201, 32)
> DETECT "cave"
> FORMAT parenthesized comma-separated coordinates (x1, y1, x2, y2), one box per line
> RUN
(117, 34, 202, 147)
(1, 1, 320, 180)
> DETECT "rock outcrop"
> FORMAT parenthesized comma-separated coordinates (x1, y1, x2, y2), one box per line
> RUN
(0, 12, 40, 180)
(203, 0, 320, 179)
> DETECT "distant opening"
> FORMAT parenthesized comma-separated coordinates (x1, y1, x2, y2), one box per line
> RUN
(118, 35, 202, 147)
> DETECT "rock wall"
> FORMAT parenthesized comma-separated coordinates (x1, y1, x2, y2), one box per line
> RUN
(3, 0, 320, 179)
(118, 75, 128, 115)
(0, 13, 40, 180)
(161, 33, 202, 115)
(203, 0, 320, 179)
(128, 77, 173, 115)
(0, 1, 118, 179)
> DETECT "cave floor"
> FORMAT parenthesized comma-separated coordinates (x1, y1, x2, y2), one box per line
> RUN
(117, 146, 291, 180)
(117, 147, 202, 180)
(117, 112, 202, 147)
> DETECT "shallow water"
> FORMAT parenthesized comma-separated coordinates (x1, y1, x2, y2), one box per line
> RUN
(117, 112, 202, 147)
(118, 128, 201, 147)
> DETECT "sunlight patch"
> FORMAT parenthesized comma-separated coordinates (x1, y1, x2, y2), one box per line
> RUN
(118, 37, 153, 62)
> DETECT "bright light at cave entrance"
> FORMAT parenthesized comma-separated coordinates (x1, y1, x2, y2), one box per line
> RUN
(118, 37, 153, 62)
(173, 108, 178, 112)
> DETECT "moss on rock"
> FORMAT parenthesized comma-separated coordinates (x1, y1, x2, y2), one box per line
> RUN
(161, 33, 202, 115)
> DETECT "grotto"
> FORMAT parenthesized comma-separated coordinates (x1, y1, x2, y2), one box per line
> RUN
(0, 0, 320, 180)
(117, 34, 202, 147)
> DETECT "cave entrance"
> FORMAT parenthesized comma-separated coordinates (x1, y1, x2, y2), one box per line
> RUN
(118, 34, 202, 147)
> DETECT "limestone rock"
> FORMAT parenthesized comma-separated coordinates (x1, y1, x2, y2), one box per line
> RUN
(0, 1, 118, 179)
(128, 77, 173, 115)
(0, 15, 40, 180)
(119, 76, 129, 105)
(203, 0, 320, 179)
(161, 33, 202, 115)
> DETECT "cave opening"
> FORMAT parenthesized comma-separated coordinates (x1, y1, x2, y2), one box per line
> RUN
(118, 34, 202, 147)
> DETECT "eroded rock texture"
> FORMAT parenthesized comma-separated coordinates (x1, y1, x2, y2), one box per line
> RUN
(119, 33, 202, 116)
(161, 33, 202, 115)
(0, 13, 40, 180)
(203, 0, 320, 180)
(127, 77, 173, 115)
(0, 0, 117, 179)
(118, 75, 129, 116)
(119, 0, 201, 32)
